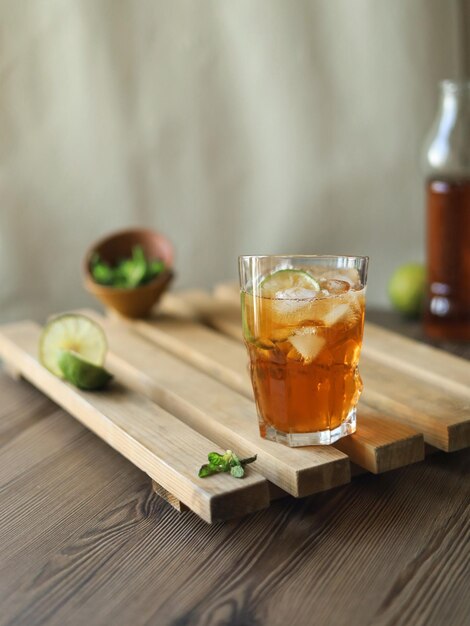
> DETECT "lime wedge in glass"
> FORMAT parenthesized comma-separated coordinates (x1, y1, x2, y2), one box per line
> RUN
(58, 351, 113, 390)
(39, 314, 107, 377)
(259, 269, 320, 297)
(240, 291, 255, 342)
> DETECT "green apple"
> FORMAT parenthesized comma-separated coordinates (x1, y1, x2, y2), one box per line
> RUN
(388, 263, 426, 317)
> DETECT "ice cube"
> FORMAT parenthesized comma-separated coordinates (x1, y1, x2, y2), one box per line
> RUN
(321, 269, 361, 289)
(275, 287, 319, 300)
(346, 288, 366, 321)
(288, 327, 326, 362)
(319, 279, 350, 295)
(320, 288, 366, 327)
(321, 302, 351, 326)
(271, 287, 318, 325)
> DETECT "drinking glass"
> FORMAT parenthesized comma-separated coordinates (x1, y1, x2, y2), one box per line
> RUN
(239, 255, 368, 446)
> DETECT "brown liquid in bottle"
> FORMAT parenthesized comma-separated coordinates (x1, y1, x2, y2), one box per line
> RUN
(425, 178, 470, 340)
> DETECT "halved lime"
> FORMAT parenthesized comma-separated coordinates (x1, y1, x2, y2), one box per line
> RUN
(39, 314, 107, 377)
(58, 351, 113, 390)
(259, 269, 320, 297)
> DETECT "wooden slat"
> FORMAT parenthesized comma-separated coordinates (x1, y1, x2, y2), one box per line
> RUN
(359, 359, 470, 452)
(205, 287, 470, 453)
(335, 404, 424, 473)
(363, 323, 470, 399)
(152, 481, 188, 512)
(162, 290, 243, 340)
(81, 310, 351, 497)
(119, 303, 425, 473)
(125, 313, 253, 398)
(0, 322, 269, 523)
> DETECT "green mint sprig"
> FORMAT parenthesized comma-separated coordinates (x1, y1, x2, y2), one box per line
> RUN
(198, 450, 257, 479)
(91, 245, 165, 289)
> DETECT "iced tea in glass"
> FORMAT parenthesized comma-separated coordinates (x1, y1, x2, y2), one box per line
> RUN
(239, 255, 368, 446)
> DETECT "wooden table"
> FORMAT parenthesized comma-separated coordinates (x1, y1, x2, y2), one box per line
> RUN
(0, 311, 469, 626)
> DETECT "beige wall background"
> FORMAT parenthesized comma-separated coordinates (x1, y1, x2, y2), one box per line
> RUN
(1, 0, 469, 322)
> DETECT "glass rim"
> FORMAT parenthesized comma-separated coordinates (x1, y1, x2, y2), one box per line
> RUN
(239, 254, 369, 262)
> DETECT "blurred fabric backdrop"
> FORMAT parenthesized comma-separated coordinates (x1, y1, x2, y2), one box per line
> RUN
(1, 0, 470, 321)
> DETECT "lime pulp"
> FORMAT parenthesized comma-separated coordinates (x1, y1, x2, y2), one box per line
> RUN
(259, 269, 320, 297)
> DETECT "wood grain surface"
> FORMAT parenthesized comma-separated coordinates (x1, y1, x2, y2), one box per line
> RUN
(0, 308, 469, 625)
(0, 369, 468, 626)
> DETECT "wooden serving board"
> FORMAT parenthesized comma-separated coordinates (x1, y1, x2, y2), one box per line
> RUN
(170, 287, 470, 453)
(0, 283, 468, 523)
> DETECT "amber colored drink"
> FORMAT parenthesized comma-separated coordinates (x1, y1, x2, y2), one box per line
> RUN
(425, 178, 470, 340)
(241, 272, 366, 446)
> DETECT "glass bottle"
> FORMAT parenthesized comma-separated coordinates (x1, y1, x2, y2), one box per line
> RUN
(422, 80, 470, 340)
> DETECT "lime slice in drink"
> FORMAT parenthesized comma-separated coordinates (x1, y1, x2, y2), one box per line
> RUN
(39, 314, 107, 377)
(241, 291, 274, 348)
(259, 269, 320, 297)
(58, 351, 113, 390)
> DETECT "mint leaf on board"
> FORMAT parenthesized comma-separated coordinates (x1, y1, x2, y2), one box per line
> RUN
(240, 455, 257, 467)
(231, 452, 241, 466)
(208, 452, 225, 466)
(230, 465, 245, 479)
(207, 452, 231, 472)
(198, 450, 257, 480)
(198, 464, 218, 478)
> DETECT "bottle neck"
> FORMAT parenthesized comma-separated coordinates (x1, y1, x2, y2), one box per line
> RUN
(438, 81, 470, 126)
(423, 81, 470, 179)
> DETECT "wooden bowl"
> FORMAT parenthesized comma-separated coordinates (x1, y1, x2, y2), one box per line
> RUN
(83, 228, 174, 319)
